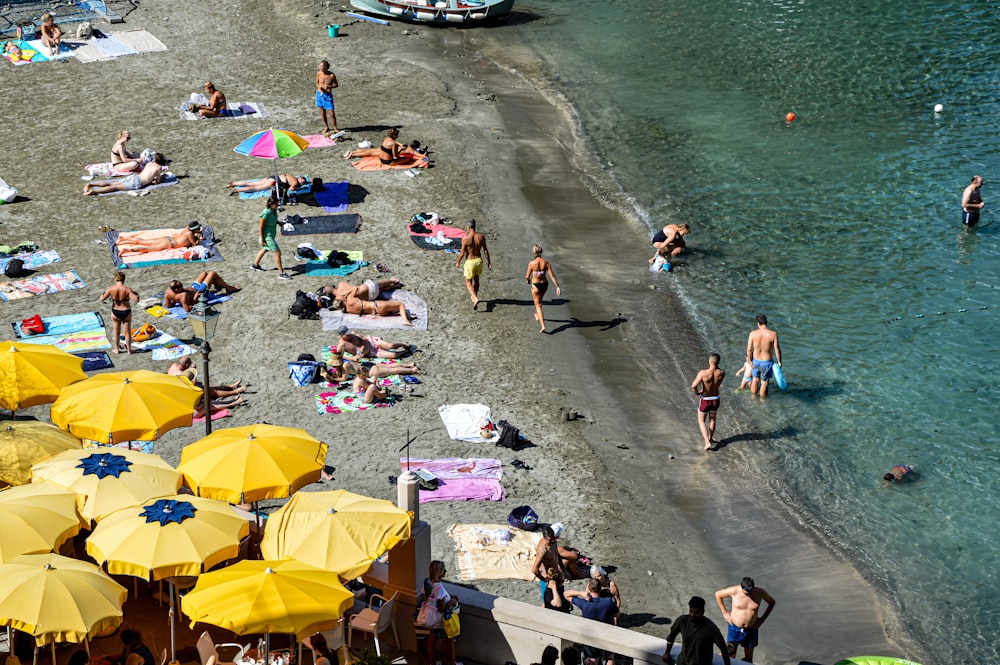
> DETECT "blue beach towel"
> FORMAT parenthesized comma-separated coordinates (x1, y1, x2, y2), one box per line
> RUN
(312, 181, 349, 212)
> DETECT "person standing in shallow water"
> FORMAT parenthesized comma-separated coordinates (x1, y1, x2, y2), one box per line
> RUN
(961, 174, 984, 227)
(745, 313, 781, 399)
(525, 244, 561, 333)
(691, 353, 725, 450)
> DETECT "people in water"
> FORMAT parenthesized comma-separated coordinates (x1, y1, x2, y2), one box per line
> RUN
(884, 464, 916, 483)
(961, 174, 984, 227)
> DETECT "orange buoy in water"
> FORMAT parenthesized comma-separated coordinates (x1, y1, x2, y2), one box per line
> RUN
(785, 112, 796, 122)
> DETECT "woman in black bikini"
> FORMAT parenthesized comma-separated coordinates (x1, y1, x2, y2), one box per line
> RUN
(342, 128, 416, 165)
(525, 244, 561, 333)
(99, 271, 139, 354)
(111, 130, 141, 172)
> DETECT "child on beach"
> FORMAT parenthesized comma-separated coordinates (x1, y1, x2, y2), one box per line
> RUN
(734, 360, 753, 391)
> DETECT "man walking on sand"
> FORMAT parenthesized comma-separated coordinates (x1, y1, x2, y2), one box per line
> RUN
(746, 313, 781, 399)
(691, 353, 725, 451)
(315, 60, 340, 136)
(961, 174, 985, 227)
(662, 596, 730, 665)
(456, 219, 491, 310)
(715, 577, 775, 663)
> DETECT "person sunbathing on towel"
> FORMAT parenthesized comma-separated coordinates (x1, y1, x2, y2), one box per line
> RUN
(193, 81, 227, 118)
(352, 366, 390, 404)
(335, 326, 411, 359)
(118, 221, 203, 253)
(323, 351, 420, 382)
(111, 130, 141, 171)
(167, 357, 246, 399)
(331, 295, 413, 325)
(319, 278, 402, 303)
(343, 128, 425, 166)
(39, 13, 62, 57)
(227, 174, 308, 195)
(84, 153, 168, 195)
(163, 271, 240, 312)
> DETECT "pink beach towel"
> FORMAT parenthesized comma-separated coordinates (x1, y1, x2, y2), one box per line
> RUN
(115, 228, 197, 262)
(192, 408, 232, 424)
(403, 458, 505, 503)
(302, 134, 339, 148)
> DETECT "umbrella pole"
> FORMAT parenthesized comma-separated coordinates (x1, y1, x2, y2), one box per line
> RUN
(50, 643, 56, 665)
(265, 634, 271, 665)
(32, 646, 37, 665)
(273, 159, 281, 206)
(169, 578, 177, 663)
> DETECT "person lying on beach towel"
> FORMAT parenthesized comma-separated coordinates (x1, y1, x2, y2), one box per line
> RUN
(84, 153, 168, 195)
(318, 278, 402, 305)
(118, 221, 202, 253)
(330, 295, 414, 325)
(163, 271, 240, 312)
(227, 174, 309, 196)
(335, 326, 411, 359)
(344, 128, 429, 168)
(323, 351, 420, 382)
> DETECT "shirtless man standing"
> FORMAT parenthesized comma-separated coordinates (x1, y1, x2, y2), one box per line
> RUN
(961, 174, 985, 227)
(456, 219, 491, 310)
(745, 314, 782, 399)
(691, 353, 725, 450)
(714, 577, 775, 663)
(315, 60, 340, 136)
(195, 82, 227, 118)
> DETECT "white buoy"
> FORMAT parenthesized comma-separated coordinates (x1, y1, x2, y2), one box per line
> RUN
(934, 103, 944, 114)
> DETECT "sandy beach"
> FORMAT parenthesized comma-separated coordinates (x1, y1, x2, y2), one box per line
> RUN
(0, 1, 918, 663)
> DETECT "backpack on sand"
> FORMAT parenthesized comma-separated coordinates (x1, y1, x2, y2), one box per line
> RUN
(288, 290, 320, 320)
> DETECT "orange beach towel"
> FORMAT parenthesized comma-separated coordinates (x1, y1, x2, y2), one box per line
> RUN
(350, 152, 430, 171)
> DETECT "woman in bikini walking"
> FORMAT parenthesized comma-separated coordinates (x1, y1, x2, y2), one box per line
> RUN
(99, 271, 139, 354)
(525, 244, 562, 333)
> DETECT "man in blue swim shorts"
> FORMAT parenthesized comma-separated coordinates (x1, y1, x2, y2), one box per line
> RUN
(715, 577, 775, 663)
(315, 60, 339, 136)
(745, 313, 782, 399)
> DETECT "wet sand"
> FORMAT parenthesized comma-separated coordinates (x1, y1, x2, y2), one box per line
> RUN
(0, 1, 916, 663)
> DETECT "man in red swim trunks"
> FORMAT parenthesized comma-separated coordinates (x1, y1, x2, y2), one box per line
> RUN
(691, 353, 725, 451)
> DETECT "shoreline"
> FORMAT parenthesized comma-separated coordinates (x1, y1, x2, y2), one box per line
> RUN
(0, 1, 918, 664)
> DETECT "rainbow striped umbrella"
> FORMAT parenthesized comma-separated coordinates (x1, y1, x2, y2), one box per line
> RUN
(233, 129, 309, 201)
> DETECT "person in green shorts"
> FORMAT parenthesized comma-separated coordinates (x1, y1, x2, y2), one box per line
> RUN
(251, 197, 290, 280)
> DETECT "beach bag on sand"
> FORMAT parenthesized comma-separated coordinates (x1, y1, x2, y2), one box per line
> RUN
(19, 314, 44, 336)
(288, 290, 320, 320)
(76, 22, 93, 39)
(5, 259, 25, 278)
(326, 250, 351, 268)
(130, 322, 157, 342)
(0, 177, 17, 204)
(507, 505, 540, 531)
(495, 419, 522, 451)
(288, 360, 323, 386)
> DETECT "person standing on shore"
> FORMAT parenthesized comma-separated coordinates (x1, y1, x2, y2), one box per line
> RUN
(456, 219, 491, 310)
(315, 60, 340, 136)
(662, 596, 730, 665)
(714, 577, 776, 663)
(691, 353, 725, 451)
(745, 314, 781, 399)
(961, 175, 984, 227)
(99, 271, 138, 355)
(252, 197, 290, 280)
(525, 244, 561, 333)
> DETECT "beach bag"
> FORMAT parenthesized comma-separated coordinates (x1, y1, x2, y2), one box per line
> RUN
(326, 250, 351, 268)
(507, 505, 540, 531)
(415, 592, 444, 629)
(295, 243, 319, 261)
(495, 419, 521, 450)
(288, 290, 320, 320)
(131, 322, 157, 342)
(4, 259, 25, 278)
(76, 22, 93, 39)
(442, 610, 460, 638)
(288, 360, 322, 386)
(0, 177, 17, 204)
(19, 314, 44, 336)
(410, 211, 439, 225)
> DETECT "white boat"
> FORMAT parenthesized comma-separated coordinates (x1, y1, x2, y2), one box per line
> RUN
(349, 0, 514, 24)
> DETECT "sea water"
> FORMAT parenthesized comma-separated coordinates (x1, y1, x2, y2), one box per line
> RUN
(493, 1, 999, 662)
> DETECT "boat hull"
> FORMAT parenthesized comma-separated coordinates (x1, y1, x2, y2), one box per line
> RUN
(349, 0, 514, 23)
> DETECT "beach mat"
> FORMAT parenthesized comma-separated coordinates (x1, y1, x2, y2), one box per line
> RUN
(0, 250, 61, 272)
(438, 403, 497, 443)
(319, 289, 427, 331)
(0, 271, 86, 302)
(156, 292, 233, 320)
(18, 329, 111, 352)
(280, 213, 361, 236)
(108, 225, 222, 269)
(317, 348, 404, 390)
(3, 40, 45, 65)
(95, 173, 179, 197)
(302, 134, 339, 148)
(404, 458, 505, 504)
(301, 251, 367, 277)
(11, 311, 104, 339)
(316, 388, 399, 415)
(113, 29, 168, 54)
(83, 439, 155, 454)
(448, 523, 542, 581)
(312, 181, 349, 212)
(237, 176, 312, 200)
(350, 155, 429, 171)
(409, 223, 465, 251)
(177, 102, 268, 121)
(128, 330, 195, 360)
(73, 351, 114, 371)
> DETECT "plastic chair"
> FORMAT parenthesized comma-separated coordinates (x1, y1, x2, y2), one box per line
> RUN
(196, 631, 249, 665)
(347, 593, 398, 656)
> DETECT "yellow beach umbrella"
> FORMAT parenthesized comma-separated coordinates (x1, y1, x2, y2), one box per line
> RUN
(30, 448, 181, 524)
(0, 421, 83, 486)
(0, 552, 127, 646)
(87, 495, 250, 580)
(181, 559, 354, 639)
(0, 342, 87, 412)
(50, 370, 203, 444)
(178, 424, 328, 504)
(0, 483, 86, 562)
(260, 490, 411, 578)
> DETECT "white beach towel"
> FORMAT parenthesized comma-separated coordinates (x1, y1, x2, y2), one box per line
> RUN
(448, 523, 542, 581)
(319, 290, 428, 332)
(438, 403, 495, 442)
(177, 101, 269, 121)
(113, 29, 168, 53)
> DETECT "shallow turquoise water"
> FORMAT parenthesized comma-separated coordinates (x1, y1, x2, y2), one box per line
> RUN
(502, 1, 999, 662)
